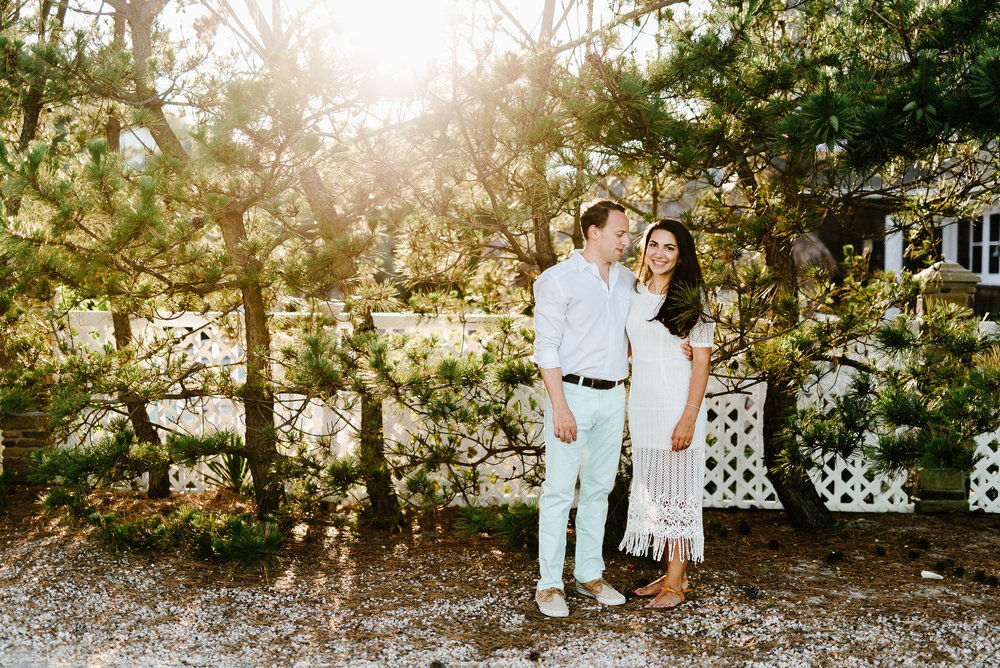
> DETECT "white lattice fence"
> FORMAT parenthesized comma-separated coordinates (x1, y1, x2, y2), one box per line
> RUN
(700, 379, 914, 513)
(375, 314, 542, 506)
(702, 383, 776, 508)
(61, 312, 338, 493)
(18, 310, 1000, 513)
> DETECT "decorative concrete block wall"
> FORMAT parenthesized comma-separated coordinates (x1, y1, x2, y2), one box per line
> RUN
(0, 415, 51, 481)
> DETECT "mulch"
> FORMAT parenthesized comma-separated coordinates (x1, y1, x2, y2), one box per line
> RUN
(2, 483, 999, 657)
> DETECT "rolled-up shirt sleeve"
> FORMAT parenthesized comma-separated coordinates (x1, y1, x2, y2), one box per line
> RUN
(531, 273, 566, 370)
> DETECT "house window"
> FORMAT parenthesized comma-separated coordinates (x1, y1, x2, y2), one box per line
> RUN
(958, 218, 970, 269)
(965, 213, 1000, 276)
(991, 214, 1000, 274)
(972, 217, 983, 273)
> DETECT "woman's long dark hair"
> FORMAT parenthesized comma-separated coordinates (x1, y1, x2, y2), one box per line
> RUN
(635, 218, 703, 337)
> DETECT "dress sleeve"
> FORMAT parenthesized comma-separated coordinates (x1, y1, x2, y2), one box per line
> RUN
(689, 294, 714, 348)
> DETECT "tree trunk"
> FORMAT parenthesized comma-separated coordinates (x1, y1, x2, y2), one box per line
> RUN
(761, 234, 834, 529)
(356, 312, 401, 530)
(761, 378, 834, 528)
(359, 389, 401, 530)
(105, 81, 170, 498)
(531, 175, 558, 272)
(571, 198, 584, 250)
(650, 170, 660, 221)
(218, 205, 281, 519)
(105, 0, 188, 161)
(111, 312, 171, 498)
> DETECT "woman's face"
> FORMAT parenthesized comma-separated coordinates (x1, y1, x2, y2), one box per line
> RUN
(644, 229, 680, 280)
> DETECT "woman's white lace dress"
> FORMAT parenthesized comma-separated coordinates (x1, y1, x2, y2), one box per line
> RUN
(619, 283, 714, 563)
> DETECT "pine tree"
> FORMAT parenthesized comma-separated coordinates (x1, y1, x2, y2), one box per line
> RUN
(579, 0, 1000, 526)
(0, 0, 391, 518)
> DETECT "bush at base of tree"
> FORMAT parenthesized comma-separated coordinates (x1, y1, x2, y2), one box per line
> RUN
(791, 304, 1000, 477)
(455, 502, 539, 552)
(86, 507, 283, 576)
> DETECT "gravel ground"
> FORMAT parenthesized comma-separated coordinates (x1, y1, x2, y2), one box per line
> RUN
(2, 491, 999, 668)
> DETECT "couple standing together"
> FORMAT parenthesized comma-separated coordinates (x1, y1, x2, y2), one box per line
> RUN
(532, 200, 713, 617)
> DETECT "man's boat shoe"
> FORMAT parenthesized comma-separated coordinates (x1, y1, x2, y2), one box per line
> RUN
(535, 587, 569, 617)
(576, 578, 626, 606)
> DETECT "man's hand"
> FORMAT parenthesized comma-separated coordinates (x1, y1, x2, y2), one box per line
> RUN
(681, 341, 693, 361)
(538, 367, 578, 443)
(552, 403, 578, 443)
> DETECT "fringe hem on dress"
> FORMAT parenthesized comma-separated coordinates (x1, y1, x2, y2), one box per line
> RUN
(619, 529, 705, 564)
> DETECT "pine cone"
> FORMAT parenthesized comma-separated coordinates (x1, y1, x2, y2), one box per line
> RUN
(745, 585, 761, 600)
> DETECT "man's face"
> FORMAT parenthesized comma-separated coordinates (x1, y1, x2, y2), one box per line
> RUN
(590, 210, 630, 264)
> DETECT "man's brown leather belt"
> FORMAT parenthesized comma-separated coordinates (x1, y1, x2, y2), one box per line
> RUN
(562, 374, 625, 390)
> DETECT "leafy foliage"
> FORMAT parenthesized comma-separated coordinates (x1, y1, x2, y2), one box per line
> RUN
(576, 0, 1000, 526)
(203, 453, 253, 498)
(29, 418, 168, 493)
(455, 502, 539, 552)
(211, 518, 284, 578)
(87, 508, 283, 575)
(793, 304, 1000, 475)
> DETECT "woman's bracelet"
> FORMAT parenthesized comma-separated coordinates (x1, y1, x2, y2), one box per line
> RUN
(686, 403, 700, 411)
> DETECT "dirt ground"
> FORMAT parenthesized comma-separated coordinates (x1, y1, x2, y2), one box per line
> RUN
(2, 484, 1000, 667)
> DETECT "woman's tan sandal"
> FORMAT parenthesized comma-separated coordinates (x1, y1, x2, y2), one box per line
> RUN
(635, 576, 691, 597)
(644, 585, 691, 610)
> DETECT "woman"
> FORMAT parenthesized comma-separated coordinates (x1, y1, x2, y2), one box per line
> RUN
(619, 218, 713, 610)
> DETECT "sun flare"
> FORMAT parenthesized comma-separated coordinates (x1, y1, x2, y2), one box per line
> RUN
(322, 0, 454, 76)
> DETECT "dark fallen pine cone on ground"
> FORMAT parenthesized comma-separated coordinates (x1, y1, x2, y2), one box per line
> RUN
(745, 585, 761, 600)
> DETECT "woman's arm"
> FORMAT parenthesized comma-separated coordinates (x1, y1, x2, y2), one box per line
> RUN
(671, 346, 711, 451)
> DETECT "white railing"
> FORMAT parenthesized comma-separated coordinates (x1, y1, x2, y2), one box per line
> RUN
(18, 310, 1000, 513)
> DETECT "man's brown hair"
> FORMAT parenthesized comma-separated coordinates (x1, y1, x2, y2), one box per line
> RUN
(580, 199, 626, 241)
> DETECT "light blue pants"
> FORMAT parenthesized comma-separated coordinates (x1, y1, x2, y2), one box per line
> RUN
(537, 381, 626, 591)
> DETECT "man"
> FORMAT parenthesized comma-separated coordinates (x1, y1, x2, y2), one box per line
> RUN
(531, 199, 634, 617)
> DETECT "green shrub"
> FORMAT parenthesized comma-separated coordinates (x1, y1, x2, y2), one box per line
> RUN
(203, 451, 252, 497)
(212, 518, 283, 578)
(39, 486, 92, 518)
(490, 503, 539, 552)
(456, 502, 538, 552)
(84, 507, 283, 575)
(88, 512, 160, 554)
(454, 505, 500, 535)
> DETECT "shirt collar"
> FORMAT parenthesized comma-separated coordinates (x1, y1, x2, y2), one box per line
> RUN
(570, 249, 619, 277)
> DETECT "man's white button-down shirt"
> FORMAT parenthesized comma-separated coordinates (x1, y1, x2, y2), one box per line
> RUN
(532, 250, 636, 381)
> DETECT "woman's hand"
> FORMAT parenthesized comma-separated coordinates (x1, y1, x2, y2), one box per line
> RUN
(671, 407, 698, 451)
